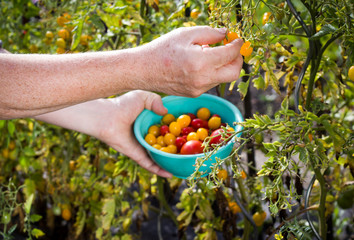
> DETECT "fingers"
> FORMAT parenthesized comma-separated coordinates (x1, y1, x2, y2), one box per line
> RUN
(138, 91, 167, 116)
(187, 26, 227, 46)
(214, 53, 244, 83)
(128, 145, 173, 178)
(203, 38, 244, 67)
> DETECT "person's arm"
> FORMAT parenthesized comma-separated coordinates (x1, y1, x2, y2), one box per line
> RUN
(0, 26, 243, 119)
(34, 90, 172, 178)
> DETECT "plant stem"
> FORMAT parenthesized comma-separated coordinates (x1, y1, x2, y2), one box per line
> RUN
(313, 166, 327, 240)
(234, 178, 254, 240)
(156, 177, 178, 226)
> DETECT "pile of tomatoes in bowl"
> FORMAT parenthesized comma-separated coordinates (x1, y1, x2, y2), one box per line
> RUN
(144, 107, 234, 155)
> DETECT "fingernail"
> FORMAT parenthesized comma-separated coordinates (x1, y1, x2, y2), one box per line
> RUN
(216, 27, 227, 34)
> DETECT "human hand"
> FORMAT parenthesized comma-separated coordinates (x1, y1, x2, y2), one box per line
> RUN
(35, 90, 172, 178)
(137, 26, 244, 97)
(96, 91, 172, 178)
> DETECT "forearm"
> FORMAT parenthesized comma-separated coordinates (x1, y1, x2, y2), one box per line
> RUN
(0, 47, 147, 119)
(34, 99, 109, 139)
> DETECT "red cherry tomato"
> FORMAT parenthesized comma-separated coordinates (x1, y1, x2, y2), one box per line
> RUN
(175, 137, 187, 151)
(209, 128, 232, 146)
(180, 140, 203, 154)
(181, 126, 194, 136)
(187, 113, 196, 121)
(191, 118, 208, 130)
(160, 125, 169, 136)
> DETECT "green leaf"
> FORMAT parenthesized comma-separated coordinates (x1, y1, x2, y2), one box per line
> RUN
(90, 14, 106, 31)
(23, 146, 36, 157)
(30, 214, 42, 223)
(0, 120, 5, 129)
(74, 207, 86, 238)
(24, 193, 34, 214)
(7, 121, 15, 137)
(102, 198, 115, 230)
(253, 75, 265, 90)
(237, 80, 249, 100)
(269, 204, 278, 215)
(31, 228, 45, 238)
(310, 24, 337, 39)
(8, 224, 17, 234)
(24, 180, 36, 202)
(71, 17, 85, 50)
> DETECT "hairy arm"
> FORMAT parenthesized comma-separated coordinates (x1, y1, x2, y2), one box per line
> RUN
(0, 26, 243, 119)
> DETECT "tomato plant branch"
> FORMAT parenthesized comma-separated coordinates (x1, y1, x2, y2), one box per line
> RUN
(156, 177, 178, 226)
(266, 204, 319, 240)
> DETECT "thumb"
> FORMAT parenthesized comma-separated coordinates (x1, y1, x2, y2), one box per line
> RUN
(141, 92, 167, 116)
(188, 26, 227, 45)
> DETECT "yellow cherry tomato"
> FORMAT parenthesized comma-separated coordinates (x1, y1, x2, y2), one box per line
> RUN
(262, 12, 273, 25)
(156, 136, 166, 147)
(187, 132, 199, 141)
(45, 31, 54, 39)
(56, 38, 66, 48)
(145, 133, 157, 145)
(217, 169, 228, 181)
(197, 107, 211, 121)
(162, 113, 175, 125)
(196, 128, 208, 141)
(152, 144, 162, 150)
(164, 133, 176, 146)
(253, 211, 266, 226)
(167, 144, 177, 154)
(169, 121, 181, 136)
(177, 114, 191, 128)
(56, 47, 66, 54)
(190, 9, 201, 19)
(208, 116, 221, 130)
(349, 65, 354, 81)
(148, 125, 160, 137)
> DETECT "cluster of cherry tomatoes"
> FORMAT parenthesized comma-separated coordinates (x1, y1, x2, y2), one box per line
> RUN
(144, 107, 234, 155)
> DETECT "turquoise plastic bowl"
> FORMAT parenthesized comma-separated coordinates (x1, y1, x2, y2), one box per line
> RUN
(134, 94, 243, 179)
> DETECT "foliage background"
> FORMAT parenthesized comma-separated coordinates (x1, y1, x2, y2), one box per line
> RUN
(0, 0, 353, 240)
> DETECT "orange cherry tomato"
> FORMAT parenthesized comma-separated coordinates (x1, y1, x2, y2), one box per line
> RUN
(223, 31, 239, 45)
(197, 107, 211, 121)
(229, 201, 241, 214)
(240, 41, 253, 57)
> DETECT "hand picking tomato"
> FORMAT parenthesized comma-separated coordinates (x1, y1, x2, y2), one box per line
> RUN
(180, 140, 203, 154)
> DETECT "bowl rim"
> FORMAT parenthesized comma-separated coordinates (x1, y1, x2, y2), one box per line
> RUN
(134, 93, 244, 159)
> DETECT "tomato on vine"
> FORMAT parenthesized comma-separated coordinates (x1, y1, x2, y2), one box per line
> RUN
(240, 41, 253, 57)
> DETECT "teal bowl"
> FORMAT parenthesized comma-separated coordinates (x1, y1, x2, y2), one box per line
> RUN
(133, 94, 243, 179)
